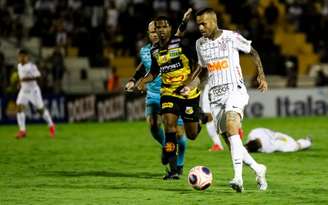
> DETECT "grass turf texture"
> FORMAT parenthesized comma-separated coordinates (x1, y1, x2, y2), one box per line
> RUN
(0, 117, 327, 205)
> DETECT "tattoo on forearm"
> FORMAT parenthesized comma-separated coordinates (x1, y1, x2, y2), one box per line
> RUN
(251, 47, 266, 80)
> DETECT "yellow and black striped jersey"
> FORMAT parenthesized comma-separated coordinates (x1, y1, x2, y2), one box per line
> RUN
(150, 36, 200, 99)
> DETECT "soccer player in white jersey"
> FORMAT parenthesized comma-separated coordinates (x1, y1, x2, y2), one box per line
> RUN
(182, 8, 269, 192)
(15, 49, 55, 139)
(245, 128, 312, 153)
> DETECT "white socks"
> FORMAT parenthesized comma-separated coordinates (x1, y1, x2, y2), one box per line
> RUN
(43, 109, 54, 127)
(228, 135, 244, 180)
(206, 121, 223, 147)
(242, 146, 262, 173)
(297, 138, 312, 150)
(17, 112, 26, 131)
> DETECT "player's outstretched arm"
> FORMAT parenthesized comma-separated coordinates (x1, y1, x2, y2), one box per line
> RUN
(125, 62, 146, 92)
(175, 64, 204, 95)
(249, 47, 268, 92)
(135, 72, 155, 92)
(175, 8, 193, 37)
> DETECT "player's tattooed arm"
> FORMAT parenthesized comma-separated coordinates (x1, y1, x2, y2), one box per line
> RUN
(249, 47, 268, 92)
(175, 8, 192, 37)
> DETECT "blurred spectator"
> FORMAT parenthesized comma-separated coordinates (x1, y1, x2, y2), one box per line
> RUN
(0, 48, 6, 92)
(315, 70, 328, 87)
(48, 46, 66, 93)
(285, 56, 298, 87)
(106, 67, 121, 93)
(264, 2, 279, 25)
(13, 16, 24, 47)
(105, 1, 119, 36)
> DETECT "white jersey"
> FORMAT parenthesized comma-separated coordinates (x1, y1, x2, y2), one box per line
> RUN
(18, 62, 41, 90)
(247, 128, 299, 153)
(196, 30, 251, 103)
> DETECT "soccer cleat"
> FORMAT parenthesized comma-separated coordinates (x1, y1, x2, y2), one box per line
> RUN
(177, 165, 184, 176)
(49, 124, 55, 138)
(229, 178, 244, 193)
(163, 171, 180, 180)
(208, 144, 224, 152)
(16, 130, 27, 139)
(256, 164, 268, 191)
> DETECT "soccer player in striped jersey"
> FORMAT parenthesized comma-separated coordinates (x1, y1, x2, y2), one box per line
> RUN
(15, 49, 55, 139)
(125, 9, 193, 179)
(135, 13, 212, 179)
(185, 8, 269, 192)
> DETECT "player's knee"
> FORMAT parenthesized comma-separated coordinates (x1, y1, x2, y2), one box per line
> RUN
(16, 105, 25, 112)
(185, 129, 197, 140)
(37, 108, 45, 114)
(226, 121, 239, 135)
(225, 112, 240, 136)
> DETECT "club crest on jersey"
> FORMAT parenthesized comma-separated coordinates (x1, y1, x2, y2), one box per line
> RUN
(185, 106, 194, 115)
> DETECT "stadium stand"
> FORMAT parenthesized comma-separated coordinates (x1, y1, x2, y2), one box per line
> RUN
(0, 0, 327, 94)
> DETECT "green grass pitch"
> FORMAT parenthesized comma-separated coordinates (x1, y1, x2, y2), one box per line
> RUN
(1, 117, 328, 205)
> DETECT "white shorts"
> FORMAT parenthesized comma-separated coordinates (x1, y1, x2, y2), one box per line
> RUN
(16, 87, 44, 109)
(209, 84, 249, 134)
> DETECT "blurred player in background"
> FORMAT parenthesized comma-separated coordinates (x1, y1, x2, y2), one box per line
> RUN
(135, 14, 211, 179)
(186, 8, 269, 192)
(126, 9, 193, 179)
(15, 49, 55, 139)
(245, 128, 312, 153)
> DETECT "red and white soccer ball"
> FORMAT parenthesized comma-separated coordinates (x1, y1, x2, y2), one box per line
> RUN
(188, 166, 213, 190)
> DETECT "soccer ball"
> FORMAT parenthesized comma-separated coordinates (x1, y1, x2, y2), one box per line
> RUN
(188, 166, 213, 190)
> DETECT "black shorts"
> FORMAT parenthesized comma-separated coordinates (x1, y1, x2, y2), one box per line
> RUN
(160, 95, 200, 122)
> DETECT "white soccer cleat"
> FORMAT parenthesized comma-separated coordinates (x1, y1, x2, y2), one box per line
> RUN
(229, 178, 244, 193)
(256, 164, 268, 191)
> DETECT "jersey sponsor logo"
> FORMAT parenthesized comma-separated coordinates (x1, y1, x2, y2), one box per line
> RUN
(160, 61, 182, 73)
(166, 75, 185, 83)
(162, 102, 174, 109)
(168, 48, 181, 58)
(209, 84, 229, 101)
(185, 106, 194, 115)
(207, 58, 229, 72)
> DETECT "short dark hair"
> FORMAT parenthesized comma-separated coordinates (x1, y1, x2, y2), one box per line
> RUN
(245, 139, 262, 153)
(17, 49, 28, 55)
(196, 8, 216, 16)
(154, 16, 172, 26)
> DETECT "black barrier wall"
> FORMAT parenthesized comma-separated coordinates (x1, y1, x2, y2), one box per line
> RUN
(0, 93, 146, 124)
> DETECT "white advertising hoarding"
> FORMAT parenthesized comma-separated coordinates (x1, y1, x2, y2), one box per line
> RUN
(245, 87, 328, 117)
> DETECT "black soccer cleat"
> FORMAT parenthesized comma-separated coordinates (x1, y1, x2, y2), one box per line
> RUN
(163, 171, 180, 180)
(177, 165, 184, 176)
